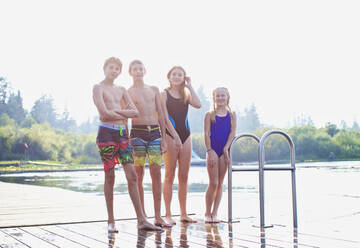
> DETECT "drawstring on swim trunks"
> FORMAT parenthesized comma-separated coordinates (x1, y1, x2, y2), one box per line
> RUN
(131, 126, 160, 132)
(118, 126, 123, 136)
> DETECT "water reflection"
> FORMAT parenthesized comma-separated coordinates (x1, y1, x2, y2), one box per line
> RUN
(108, 232, 116, 248)
(205, 223, 224, 247)
(154, 222, 193, 248)
(136, 229, 157, 248)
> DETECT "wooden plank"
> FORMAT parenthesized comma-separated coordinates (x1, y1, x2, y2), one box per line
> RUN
(0, 229, 30, 248)
(20, 227, 86, 248)
(40, 225, 107, 248)
(1, 228, 56, 248)
(117, 220, 207, 248)
(91, 221, 174, 248)
(58, 223, 141, 248)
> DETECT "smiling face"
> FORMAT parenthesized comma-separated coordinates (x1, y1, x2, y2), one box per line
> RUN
(129, 61, 146, 80)
(104, 62, 121, 80)
(213, 88, 229, 108)
(168, 67, 186, 87)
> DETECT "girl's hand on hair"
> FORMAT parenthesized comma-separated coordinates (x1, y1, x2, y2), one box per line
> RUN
(184, 76, 192, 88)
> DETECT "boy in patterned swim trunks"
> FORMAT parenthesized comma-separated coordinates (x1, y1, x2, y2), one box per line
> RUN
(128, 60, 171, 227)
(93, 57, 160, 232)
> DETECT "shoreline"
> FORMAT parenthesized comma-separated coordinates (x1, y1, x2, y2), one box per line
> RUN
(1, 160, 360, 175)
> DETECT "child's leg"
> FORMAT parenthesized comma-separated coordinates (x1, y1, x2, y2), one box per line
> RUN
(211, 155, 229, 222)
(135, 166, 146, 216)
(149, 164, 171, 227)
(205, 155, 219, 222)
(131, 138, 147, 216)
(163, 134, 179, 225)
(122, 163, 161, 230)
(104, 169, 115, 225)
(178, 137, 196, 223)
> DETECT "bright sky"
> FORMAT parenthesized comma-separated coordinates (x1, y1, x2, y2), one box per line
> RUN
(1, 0, 359, 128)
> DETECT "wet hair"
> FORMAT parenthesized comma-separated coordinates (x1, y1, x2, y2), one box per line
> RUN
(128, 60, 144, 74)
(103, 57, 122, 71)
(167, 66, 187, 104)
(210, 87, 232, 123)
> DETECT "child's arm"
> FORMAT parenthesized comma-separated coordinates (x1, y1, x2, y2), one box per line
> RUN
(160, 91, 182, 149)
(185, 77, 201, 109)
(114, 88, 139, 118)
(204, 112, 217, 167)
(93, 85, 126, 121)
(223, 111, 237, 164)
(153, 86, 167, 154)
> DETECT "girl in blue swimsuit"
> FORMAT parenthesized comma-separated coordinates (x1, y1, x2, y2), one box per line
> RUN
(161, 66, 202, 225)
(204, 87, 237, 223)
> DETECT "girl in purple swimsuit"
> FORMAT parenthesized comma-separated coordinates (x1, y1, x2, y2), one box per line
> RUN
(204, 87, 237, 223)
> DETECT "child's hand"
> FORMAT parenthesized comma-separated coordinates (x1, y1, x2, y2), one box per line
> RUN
(161, 138, 168, 154)
(223, 149, 230, 165)
(184, 76, 192, 88)
(207, 149, 217, 168)
(174, 136, 182, 151)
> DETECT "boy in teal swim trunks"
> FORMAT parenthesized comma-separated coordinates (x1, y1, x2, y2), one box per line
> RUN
(128, 60, 171, 227)
(93, 57, 160, 232)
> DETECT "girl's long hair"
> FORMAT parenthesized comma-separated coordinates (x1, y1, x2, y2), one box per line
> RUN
(210, 87, 233, 123)
(167, 66, 188, 104)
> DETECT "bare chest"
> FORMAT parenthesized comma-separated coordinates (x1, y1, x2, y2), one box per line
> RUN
(103, 88, 123, 105)
(130, 88, 155, 107)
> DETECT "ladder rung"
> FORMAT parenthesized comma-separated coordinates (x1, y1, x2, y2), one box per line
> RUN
(231, 166, 295, 171)
(263, 166, 295, 171)
(232, 166, 259, 171)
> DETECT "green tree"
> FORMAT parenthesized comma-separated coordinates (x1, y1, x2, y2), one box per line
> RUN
(57, 108, 77, 132)
(325, 122, 339, 137)
(21, 116, 36, 128)
(352, 120, 360, 130)
(0, 77, 11, 115)
(30, 95, 58, 127)
(188, 85, 210, 133)
(5, 91, 27, 124)
(237, 103, 261, 132)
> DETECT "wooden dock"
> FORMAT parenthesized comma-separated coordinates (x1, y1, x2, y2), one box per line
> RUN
(1, 217, 360, 247)
(1, 181, 359, 247)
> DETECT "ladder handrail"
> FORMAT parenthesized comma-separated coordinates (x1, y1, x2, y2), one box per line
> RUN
(227, 130, 298, 229)
(228, 133, 260, 223)
(258, 130, 298, 229)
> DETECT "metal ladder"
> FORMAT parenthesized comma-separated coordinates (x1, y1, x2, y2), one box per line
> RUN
(227, 130, 298, 229)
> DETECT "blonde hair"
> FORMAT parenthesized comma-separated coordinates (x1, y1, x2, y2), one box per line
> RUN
(128, 60, 144, 74)
(167, 66, 188, 104)
(210, 87, 232, 123)
(103, 57, 122, 71)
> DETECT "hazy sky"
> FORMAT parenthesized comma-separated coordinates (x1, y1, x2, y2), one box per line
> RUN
(1, 0, 359, 128)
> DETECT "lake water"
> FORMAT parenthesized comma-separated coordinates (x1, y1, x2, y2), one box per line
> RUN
(1, 161, 359, 241)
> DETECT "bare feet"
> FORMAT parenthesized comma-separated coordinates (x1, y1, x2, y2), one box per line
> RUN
(138, 220, 162, 231)
(154, 217, 173, 228)
(164, 216, 177, 226)
(108, 223, 119, 233)
(211, 215, 221, 223)
(180, 215, 197, 223)
(205, 214, 212, 223)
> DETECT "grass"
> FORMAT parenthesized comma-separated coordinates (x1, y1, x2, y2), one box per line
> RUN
(0, 161, 103, 173)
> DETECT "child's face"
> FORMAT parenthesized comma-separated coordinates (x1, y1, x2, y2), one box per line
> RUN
(104, 62, 121, 80)
(214, 89, 228, 107)
(169, 68, 185, 86)
(129, 63, 145, 79)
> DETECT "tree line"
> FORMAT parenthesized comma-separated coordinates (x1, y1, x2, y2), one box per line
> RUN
(1, 76, 360, 163)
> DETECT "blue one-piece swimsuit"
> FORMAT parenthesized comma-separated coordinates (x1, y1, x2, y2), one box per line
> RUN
(210, 111, 231, 157)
